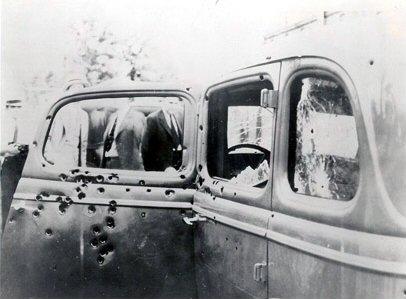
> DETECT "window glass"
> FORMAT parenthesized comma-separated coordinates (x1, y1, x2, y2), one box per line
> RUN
(207, 80, 274, 188)
(287, 76, 359, 200)
(44, 96, 185, 173)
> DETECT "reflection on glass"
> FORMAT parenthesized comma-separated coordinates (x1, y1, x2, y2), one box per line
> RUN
(44, 97, 185, 172)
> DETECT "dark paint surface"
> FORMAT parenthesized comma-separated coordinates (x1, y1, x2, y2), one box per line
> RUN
(194, 221, 267, 299)
(1, 199, 196, 298)
(268, 242, 406, 299)
(1, 147, 29, 232)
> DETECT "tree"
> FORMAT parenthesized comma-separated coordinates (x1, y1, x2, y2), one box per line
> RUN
(68, 19, 173, 85)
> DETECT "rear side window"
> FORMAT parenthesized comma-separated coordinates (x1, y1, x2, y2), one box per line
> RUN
(287, 75, 360, 201)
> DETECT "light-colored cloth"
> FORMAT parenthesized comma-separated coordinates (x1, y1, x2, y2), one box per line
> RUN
(46, 104, 89, 167)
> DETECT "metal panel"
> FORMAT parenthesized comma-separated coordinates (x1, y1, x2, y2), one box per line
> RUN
(268, 241, 406, 299)
(193, 193, 270, 299)
(267, 56, 406, 298)
(1, 195, 196, 298)
(194, 62, 281, 299)
(1, 86, 198, 298)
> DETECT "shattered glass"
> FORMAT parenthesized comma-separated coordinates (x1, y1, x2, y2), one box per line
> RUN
(291, 77, 360, 200)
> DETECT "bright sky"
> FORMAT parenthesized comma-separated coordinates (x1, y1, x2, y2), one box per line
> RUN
(2, 0, 403, 100)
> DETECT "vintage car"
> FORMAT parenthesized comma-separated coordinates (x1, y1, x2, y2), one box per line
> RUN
(1, 11, 405, 299)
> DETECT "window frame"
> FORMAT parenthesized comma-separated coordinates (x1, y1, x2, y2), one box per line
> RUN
(198, 73, 278, 208)
(273, 60, 364, 216)
(286, 73, 359, 201)
(35, 90, 197, 187)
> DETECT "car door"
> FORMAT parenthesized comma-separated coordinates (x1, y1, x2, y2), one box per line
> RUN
(190, 63, 280, 299)
(1, 84, 199, 299)
(268, 57, 406, 298)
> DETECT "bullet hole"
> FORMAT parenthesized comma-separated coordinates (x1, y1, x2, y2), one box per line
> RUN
(126, 188, 130, 192)
(42, 164, 46, 167)
(106, 243, 114, 253)
(65, 197, 73, 205)
(81, 183, 88, 189)
(310, 129, 314, 134)
(369, 59, 374, 65)
(32, 141, 38, 147)
(84, 170, 90, 174)
(92, 226, 101, 235)
(179, 209, 186, 215)
(97, 256, 104, 265)
(32, 210, 40, 218)
(88, 205, 96, 214)
(186, 87, 190, 91)
(259, 75, 264, 80)
(56, 196, 63, 203)
(146, 189, 151, 193)
(98, 187, 105, 194)
(36, 195, 43, 201)
(199, 125, 203, 131)
(141, 212, 146, 218)
(225, 237, 228, 241)
(180, 174, 186, 179)
(58, 204, 67, 215)
(198, 164, 203, 172)
(78, 192, 86, 200)
(233, 192, 237, 197)
(75, 187, 81, 193)
(321, 185, 324, 189)
(212, 196, 216, 201)
(271, 214, 274, 218)
(38, 204, 44, 211)
(18, 208, 24, 214)
(165, 189, 175, 198)
(213, 216, 216, 220)
(52, 265, 57, 272)
(83, 176, 92, 184)
(235, 247, 238, 250)
(46, 115, 52, 120)
(75, 175, 84, 183)
(99, 235, 108, 244)
(96, 175, 104, 183)
(59, 174, 68, 181)
(403, 289, 406, 297)
(9, 217, 15, 223)
(197, 176, 205, 186)
(205, 96, 209, 101)
(109, 200, 117, 207)
(45, 228, 53, 237)
(139, 180, 145, 186)
(108, 207, 117, 215)
(90, 238, 99, 248)
(220, 186, 224, 193)
(108, 176, 119, 183)
(106, 217, 115, 229)
(99, 247, 108, 257)
(71, 169, 80, 175)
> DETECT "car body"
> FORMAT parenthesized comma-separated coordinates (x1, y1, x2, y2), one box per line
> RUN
(1, 11, 405, 299)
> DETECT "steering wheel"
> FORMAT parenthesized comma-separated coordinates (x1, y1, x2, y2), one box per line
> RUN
(227, 143, 270, 158)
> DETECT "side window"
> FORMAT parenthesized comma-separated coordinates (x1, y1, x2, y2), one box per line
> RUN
(44, 96, 185, 173)
(207, 80, 275, 188)
(287, 75, 360, 200)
